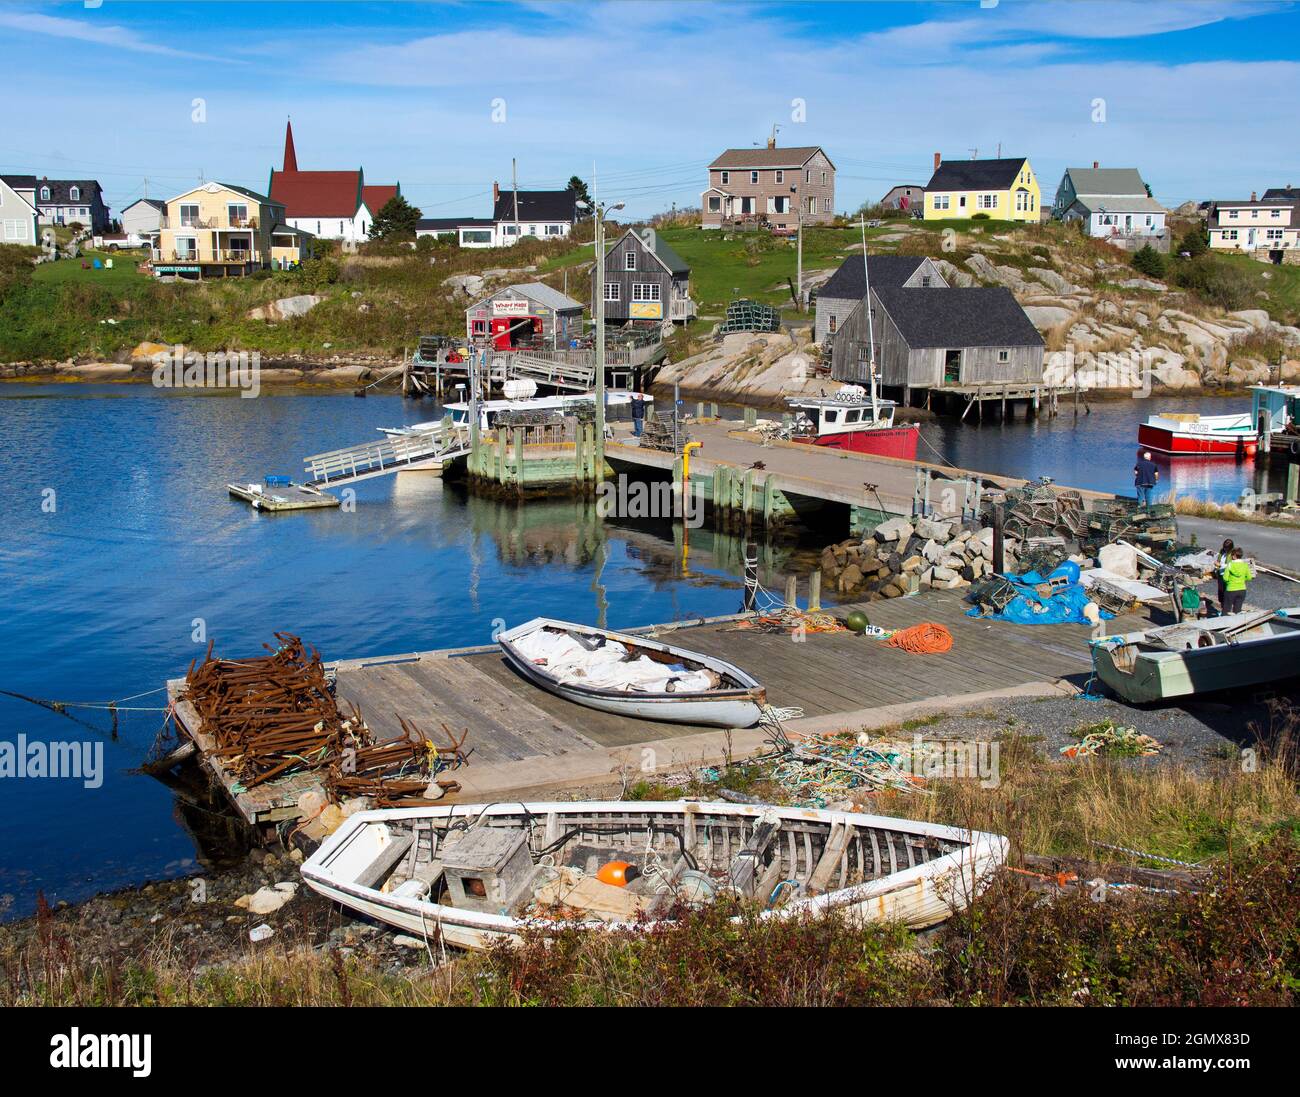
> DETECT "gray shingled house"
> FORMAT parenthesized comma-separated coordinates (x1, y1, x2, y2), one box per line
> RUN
(593, 227, 694, 324)
(823, 252, 1043, 393)
(814, 255, 947, 344)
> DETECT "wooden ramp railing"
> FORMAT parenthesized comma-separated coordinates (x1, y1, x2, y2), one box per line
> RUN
(304, 424, 470, 487)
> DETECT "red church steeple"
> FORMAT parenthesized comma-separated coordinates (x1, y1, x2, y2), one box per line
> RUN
(283, 119, 298, 173)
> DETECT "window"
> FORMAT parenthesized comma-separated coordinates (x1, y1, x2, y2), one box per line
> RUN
(823, 197, 831, 212)
(69, 186, 80, 201)
(1015, 191, 1028, 212)
(462, 229, 492, 244)
(1228, 209, 1238, 219)
(805, 170, 811, 184)
(1267, 229, 1284, 240)
(227, 203, 248, 225)
(921, 276, 932, 287)
(708, 196, 721, 212)
(632, 283, 661, 302)
(471, 319, 488, 334)
(720, 171, 729, 185)
(821, 171, 827, 185)
(502, 224, 519, 236)
(828, 314, 837, 333)
(4, 220, 22, 240)
(997, 350, 1010, 363)
(750, 171, 759, 185)
(1272, 208, 1282, 219)
(175, 236, 197, 259)
(1145, 215, 1153, 227)
(775, 170, 784, 184)
(1223, 229, 1239, 241)
(40, 186, 50, 201)
(180, 203, 200, 227)
(824, 409, 838, 423)
(604, 282, 620, 301)
(934, 194, 950, 210)
(844, 409, 860, 423)
(978, 193, 997, 210)
(769, 196, 789, 214)
(624, 251, 636, 271)
(959, 195, 967, 208)
(545, 224, 564, 235)
(807, 197, 816, 215)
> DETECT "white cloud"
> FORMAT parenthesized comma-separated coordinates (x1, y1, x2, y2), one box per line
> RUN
(0, 8, 226, 61)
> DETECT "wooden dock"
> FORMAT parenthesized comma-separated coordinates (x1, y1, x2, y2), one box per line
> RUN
(167, 590, 1157, 832)
(227, 481, 341, 512)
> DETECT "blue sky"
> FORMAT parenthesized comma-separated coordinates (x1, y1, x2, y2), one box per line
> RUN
(0, 0, 1296, 219)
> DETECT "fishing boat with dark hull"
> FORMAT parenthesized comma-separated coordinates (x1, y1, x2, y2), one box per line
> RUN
(300, 801, 1010, 950)
(498, 617, 766, 728)
(1090, 607, 1300, 704)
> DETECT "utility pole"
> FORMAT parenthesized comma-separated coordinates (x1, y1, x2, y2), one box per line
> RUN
(512, 157, 520, 243)
(791, 184, 803, 310)
(583, 190, 624, 451)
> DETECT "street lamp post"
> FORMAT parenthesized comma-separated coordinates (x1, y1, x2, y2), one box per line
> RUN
(790, 184, 803, 311)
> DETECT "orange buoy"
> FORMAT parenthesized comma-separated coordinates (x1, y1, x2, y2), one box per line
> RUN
(596, 860, 639, 887)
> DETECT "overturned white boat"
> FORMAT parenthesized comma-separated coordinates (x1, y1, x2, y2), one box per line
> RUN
(300, 801, 1009, 950)
(498, 617, 766, 728)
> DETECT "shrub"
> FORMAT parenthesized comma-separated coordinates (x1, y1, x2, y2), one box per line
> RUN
(1176, 226, 1209, 258)
(972, 212, 990, 220)
(1130, 244, 1167, 279)
(1171, 255, 1254, 309)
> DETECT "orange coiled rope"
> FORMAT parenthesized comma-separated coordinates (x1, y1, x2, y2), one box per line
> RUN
(884, 623, 954, 654)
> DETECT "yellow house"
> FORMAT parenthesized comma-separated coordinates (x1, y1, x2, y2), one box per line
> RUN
(152, 181, 314, 279)
(923, 155, 1041, 222)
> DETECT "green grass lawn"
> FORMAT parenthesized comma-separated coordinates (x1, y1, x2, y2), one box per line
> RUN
(31, 249, 151, 286)
(1214, 252, 1300, 322)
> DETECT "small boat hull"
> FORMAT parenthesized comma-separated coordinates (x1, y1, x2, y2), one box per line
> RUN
(499, 618, 767, 728)
(1137, 416, 1256, 457)
(300, 801, 1010, 949)
(792, 424, 920, 460)
(1091, 608, 1300, 703)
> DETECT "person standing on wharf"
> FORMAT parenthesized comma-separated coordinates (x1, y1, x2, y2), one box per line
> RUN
(1134, 450, 1159, 508)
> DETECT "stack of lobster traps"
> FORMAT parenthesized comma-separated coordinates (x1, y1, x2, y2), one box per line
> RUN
(1081, 499, 1177, 553)
(991, 477, 1089, 541)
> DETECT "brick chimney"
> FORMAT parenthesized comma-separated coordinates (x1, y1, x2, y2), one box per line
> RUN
(1092, 160, 1099, 169)
(1251, 190, 1257, 201)
(766, 135, 776, 150)
(493, 181, 500, 205)
(933, 152, 942, 171)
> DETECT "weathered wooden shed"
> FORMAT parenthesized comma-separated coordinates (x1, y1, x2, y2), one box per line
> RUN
(814, 255, 946, 345)
(592, 228, 695, 323)
(465, 282, 585, 351)
(831, 285, 1043, 391)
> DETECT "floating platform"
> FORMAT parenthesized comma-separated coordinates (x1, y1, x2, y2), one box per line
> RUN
(165, 589, 1156, 836)
(228, 480, 340, 512)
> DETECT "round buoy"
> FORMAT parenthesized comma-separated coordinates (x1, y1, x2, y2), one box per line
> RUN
(845, 610, 870, 634)
(596, 860, 640, 887)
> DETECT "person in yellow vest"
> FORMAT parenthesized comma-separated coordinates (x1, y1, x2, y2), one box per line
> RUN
(1220, 547, 1254, 615)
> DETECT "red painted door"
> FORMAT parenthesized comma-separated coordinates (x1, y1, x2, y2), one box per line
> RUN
(489, 317, 512, 350)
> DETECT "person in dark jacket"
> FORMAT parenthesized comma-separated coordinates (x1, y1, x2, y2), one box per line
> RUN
(1134, 450, 1159, 508)
(631, 393, 645, 437)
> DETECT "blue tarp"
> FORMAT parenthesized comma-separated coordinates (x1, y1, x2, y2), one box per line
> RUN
(967, 563, 1115, 626)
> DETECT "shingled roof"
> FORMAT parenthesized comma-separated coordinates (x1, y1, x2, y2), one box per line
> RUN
(32, 179, 104, 205)
(818, 256, 927, 300)
(709, 146, 832, 170)
(926, 157, 1028, 192)
(872, 286, 1043, 349)
(491, 189, 577, 223)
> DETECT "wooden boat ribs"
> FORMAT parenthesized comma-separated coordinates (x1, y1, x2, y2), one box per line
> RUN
(181, 632, 467, 805)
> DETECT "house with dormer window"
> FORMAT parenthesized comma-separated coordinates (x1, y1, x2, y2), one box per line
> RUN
(32, 178, 110, 232)
(923, 155, 1039, 222)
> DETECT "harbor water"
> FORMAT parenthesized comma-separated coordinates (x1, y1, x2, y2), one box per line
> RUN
(0, 382, 1279, 917)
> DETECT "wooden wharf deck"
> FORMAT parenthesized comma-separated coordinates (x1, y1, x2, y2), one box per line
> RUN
(167, 590, 1155, 832)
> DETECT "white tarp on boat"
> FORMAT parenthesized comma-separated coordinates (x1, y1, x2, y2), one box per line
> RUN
(513, 629, 717, 694)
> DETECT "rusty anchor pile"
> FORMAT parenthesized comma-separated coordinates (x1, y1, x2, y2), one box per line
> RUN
(182, 633, 466, 804)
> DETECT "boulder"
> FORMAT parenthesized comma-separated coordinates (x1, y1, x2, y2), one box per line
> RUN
(872, 518, 913, 543)
(247, 294, 323, 322)
(1023, 305, 1076, 332)
(914, 516, 954, 541)
(840, 564, 864, 589)
(1098, 542, 1139, 580)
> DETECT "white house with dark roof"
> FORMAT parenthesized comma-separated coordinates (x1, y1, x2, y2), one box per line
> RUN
(0, 175, 40, 245)
(1053, 165, 1168, 251)
(416, 182, 577, 248)
(701, 140, 835, 229)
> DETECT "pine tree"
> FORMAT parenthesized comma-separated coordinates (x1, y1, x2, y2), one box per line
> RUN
(370, 195, 421, 240)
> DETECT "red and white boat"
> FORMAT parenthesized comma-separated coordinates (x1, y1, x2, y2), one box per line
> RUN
(1137, 411, 1257, 457)
(788, 387, 920, 460)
